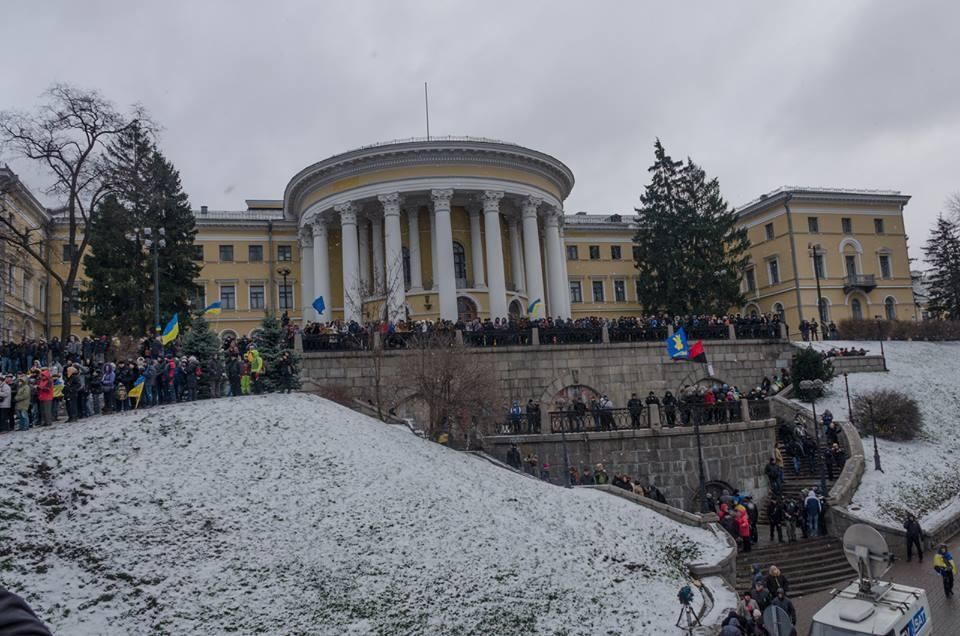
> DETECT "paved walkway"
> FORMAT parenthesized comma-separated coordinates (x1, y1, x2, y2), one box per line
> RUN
(793, 533, 960, 634)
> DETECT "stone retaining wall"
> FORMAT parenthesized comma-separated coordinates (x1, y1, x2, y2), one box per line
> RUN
(830, 355, 887, 374)
(483, 419, 778, 512)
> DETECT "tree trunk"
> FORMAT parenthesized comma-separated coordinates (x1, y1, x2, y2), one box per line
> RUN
(60, 287, 73, 341)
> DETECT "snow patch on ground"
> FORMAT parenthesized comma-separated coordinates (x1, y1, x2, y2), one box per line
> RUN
(0, 394, 733, 634)
(793, 340, 960, 528)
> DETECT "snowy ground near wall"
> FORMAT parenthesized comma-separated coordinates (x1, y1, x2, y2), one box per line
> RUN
(791, 340, 960, 529)
(0, 393, 734, 635)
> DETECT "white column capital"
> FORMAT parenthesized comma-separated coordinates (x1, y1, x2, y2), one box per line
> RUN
(335, 202, 358, 225)
(521, 196, 543, 219)
(467, 204, 482, 219)
(431, 189, 454, 209)
(311, 220, 328, 238)
(378, 192, 403, 215)
(480, 190, 505, 211)
(299, 225, 314, 248)
(543, 206, 562, 228)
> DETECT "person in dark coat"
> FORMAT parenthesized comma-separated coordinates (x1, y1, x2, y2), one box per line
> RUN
(226, 354, 242, 397)
(0, 586, 52, 635)
(904, 513, 925, 562)
(627, 393, 644, 428)
(770, 588, 797, 625)
(767, 497, 785, 543)
(764, 458, 784, 494)
(506, 444, 522, 470)
(662, 390, 677, 427)
(764, 565, 790, 597)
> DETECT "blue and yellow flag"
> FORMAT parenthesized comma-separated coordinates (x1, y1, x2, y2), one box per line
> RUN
(527, 298, 542, 317)
(666, 327, 689, 360)
(202, 301, 222, 316)
(161, 314, 179, 345)
(127, 375, 145, 399)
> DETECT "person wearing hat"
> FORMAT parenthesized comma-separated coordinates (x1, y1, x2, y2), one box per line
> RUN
(505, 444, 522, 470)
(14, 374, 31, 431)
(934, 543, 958, 598)
(594, 463, 609, 485)
(0, 375, 12, 432)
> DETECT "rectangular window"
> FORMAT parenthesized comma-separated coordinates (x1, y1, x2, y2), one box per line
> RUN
(191, 285, 206, 309)
(610, 245, 622, 260)
(248, 245, 263, 262)
(279, 283, 293, 310)
(23, 278, 30, 305)
(592, 280, 605, 302)
(277, 245, 293, 262)
(249, 284, 265, 310)
(38, 284, 45, 312)
(220, 285, 236, 310)
(569, 281, 582, 303)
(7, 265, 14, 293)
(62, 244, 74, 262)
(842, 217, 853, 234)
(874, 218, 885, 234)
(814, 253, 826, 279)
(879, 254, 892, 279)
(566, 245, 578, 260)
(768, 259, 780, 285)
(765, 223, 774, 241)
(219, 245, 234, 262)
(807, 216, 819, 233)
(745, 268, 756, 292)
(614, 279, 626, 302)
(192, 245, 204, 261)
(845, 255, 858, 278)
(589, 245, 600, 260)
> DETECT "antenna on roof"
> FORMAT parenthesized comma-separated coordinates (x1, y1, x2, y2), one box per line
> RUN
(424, 82, 431, 140)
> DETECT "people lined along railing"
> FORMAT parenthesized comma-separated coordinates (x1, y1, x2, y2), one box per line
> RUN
(299, 313, 789, 352)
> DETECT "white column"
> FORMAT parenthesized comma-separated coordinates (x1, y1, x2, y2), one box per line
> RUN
(481, 191, 507, 319)
(431, 189, 458, 321)
(311, 221, 330, 322)
(379, 192, 405, 323)
(406, 204, 423, 291)
(299, 227, 315, 323)
(428, 207, 439, 290)
(558, 220, 572, 318)
(521, 196, 546, 316)
(372, 216, 385, 295)
(544, 207, 567, 319)
(358, 219, 370, 297)
(336, 203, 361, 323)
(508, 217, 525, 294)
(468, 206, 486, 288)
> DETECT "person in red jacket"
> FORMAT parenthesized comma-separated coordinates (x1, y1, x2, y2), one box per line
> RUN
(36, 370, 53, 427)
(737, 508, 752, 553)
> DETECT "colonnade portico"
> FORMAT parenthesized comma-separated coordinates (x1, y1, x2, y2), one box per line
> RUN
(300, 189, 570, 323)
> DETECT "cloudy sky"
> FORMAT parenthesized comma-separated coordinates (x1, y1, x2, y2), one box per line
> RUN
(3, 1, 958, 263)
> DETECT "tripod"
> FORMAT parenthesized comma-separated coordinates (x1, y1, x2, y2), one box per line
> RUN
(675, 601, 701, 633)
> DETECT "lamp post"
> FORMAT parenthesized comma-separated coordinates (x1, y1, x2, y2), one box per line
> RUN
(843, 372, 854, 427)
(809, 243, 826, 330)
(125, 226, 166, 333)
(874, 316, 888, 371)
(799, 379, 828, 495)
(277, 267, 291, 321)
(866, 399, 884, 473)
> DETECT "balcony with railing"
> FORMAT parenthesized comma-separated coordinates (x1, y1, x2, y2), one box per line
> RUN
(843, 274, 876, 293)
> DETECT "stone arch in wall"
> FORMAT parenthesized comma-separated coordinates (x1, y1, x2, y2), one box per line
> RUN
(744, 302, 761, 318)
(538, 370, 606, 411)
(219, 329, 238, 341)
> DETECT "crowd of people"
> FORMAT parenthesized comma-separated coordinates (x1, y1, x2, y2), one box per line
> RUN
(722, 565, 798, 635)
(798, 318, 839, 342)
(820, 346, 869, 359)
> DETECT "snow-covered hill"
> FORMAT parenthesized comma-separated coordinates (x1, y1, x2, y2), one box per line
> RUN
(0, 394, 732, 634)
(801, 340, 960, 527)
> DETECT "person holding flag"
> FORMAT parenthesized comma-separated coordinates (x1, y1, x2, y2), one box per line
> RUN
(126, 374, 147, 409)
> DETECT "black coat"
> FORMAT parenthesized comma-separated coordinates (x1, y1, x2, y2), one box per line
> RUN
(0, 586, 51, 635)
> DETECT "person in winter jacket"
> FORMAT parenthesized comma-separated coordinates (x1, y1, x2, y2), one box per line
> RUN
(36, 370, 53, 426)
(720, 610, 744, 636)
(247, 349, 264, 394)
(767, 498, 785, 543)
(764, 565, 789, 597)
(627, 393, 644, 428)
(594, 463, 609, 485)
(100, 363, 115, 413)
(771, 588, 796, 625)
(765, 457, 784, 494)
(783, 497, 800, 542)
(64, 366, 81, 422)
(0, 376, 12, 432)
(737, 508, 752, 552)
(115, 382, 128, 412)
(804, 489, 822, 536)
(506, 444, 522, 470)
(934, 543, 957, 598)
(14, 376, 31, 430)
(904, 513, 925, 562)
(225, 354, 242, 397)
(184, 356, 200, 401)
(0, 585, 52, 635)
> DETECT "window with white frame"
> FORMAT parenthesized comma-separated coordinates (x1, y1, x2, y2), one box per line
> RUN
(614, 279, 626, 302)
(813, 252, 826, 279)
(807, 217, 819, 233)
(220, 285, 236, 310)
(611, 245, 622, 260)
(745, 268, 756, 292)
(879, 254, 892, 279)
(767, 258, 780, 285)
(278, 283, 293, 310)
(566, 245, 578, 260)
(765, 223, 774, 241)
(592, 280, 605, 302)
(277, 245, 293, 262)
(589, 245, 600, 260)
(249, 284, 265, 310)
(569, 281, 582, 303)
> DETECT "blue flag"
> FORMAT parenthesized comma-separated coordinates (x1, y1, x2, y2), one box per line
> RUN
(312, 296, 326, 316)
(666, 327, 689, 360)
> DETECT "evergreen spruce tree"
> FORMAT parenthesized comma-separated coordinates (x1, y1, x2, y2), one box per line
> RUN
(254, 313, 301, 392)
(81, 123, 200, 335)
(923, 215, 960, 319)
(633, 140, 750, 315)
(182, 316, 223, 399)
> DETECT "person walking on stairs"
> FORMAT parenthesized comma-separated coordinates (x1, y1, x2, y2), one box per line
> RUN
(934, 544, 957, 598)
(904, 513, 924, 562)
(767, 497, 785, 543)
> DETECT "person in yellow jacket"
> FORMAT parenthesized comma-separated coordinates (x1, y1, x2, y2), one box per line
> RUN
(934, 543, 958, 598)
(246, 349, 264, 394)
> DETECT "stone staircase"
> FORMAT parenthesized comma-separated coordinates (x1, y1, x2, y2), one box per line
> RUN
(739, 432, 852, 597)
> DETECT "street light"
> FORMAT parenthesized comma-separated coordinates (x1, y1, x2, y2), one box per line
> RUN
(866, 399, 884, 473)
(874, 316, 888, 372)
(277, 266, 292, 321)
(809, 243, 826, 331)
(799, 379, 828, 495)
(125, 226, 166, 332)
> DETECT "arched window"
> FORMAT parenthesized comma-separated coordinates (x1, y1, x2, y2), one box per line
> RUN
(773, 302, 785, 320)
(884, 297, 896, 320)
(508, 299, 523, 319)
(452, 241, 467, 286)
(851, 298, 863, 320)
(402, 246, 411, 288)
(457, 296, 478, 321)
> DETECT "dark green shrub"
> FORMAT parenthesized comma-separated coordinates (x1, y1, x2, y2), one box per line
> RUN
(852, 389, 922, 441)
(790, 347, 834, 399)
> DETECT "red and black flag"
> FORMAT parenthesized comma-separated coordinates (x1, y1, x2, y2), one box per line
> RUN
(689, 340, 707, 363)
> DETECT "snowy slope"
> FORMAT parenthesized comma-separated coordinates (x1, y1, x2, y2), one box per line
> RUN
(0, 394, 733, 635)
(796, 340, 960, 528)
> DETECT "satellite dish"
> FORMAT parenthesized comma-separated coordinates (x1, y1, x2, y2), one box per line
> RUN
(763, 605, 793, 635)
(843, 524, 893, 592)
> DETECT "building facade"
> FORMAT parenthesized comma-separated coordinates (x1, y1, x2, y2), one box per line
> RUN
(3, 140, 918, 340)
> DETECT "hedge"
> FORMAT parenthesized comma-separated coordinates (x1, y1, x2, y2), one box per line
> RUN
(837, 319, 960, 341)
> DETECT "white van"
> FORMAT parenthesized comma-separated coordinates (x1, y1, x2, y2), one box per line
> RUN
(808, 580, 931, 636)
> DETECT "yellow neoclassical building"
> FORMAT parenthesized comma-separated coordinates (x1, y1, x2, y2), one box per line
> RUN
(4, 139, 918, 340)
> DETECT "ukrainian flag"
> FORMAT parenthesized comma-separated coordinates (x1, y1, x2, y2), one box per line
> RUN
(127, 375, 145, 399)
(202, 301, 222, 317)
(161, 314, 179, 345)
(527, 298, 542, 317)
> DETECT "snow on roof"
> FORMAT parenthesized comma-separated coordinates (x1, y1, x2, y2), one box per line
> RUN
(0, 393, 731, 634)
(736, 186, 910, 217)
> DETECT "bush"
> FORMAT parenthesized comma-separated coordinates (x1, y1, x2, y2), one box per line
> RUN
(790, 347, 834, 398)
(852, 389, 922, 441)
(838, 319, 960, 341)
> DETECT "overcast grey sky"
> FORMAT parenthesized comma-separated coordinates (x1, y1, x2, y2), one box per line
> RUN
(3, 1, 958, 263)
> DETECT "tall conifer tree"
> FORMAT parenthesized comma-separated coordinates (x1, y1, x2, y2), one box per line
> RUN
(923, 215, 960, 319)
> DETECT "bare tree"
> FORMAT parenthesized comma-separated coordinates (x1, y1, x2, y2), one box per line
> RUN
(0, 84, 148, 339)
(398, 331, 501, 444)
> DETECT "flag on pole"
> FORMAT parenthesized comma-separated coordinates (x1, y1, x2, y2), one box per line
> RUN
(161, 314, 179, 345)
(665, 327, 689, 360)
(689, 340, 708, 363)
(312, 296, 326, 316)
(201, 301, 222, 316)
(126, 375, 145, 409)
(527, 298, 542, 317)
